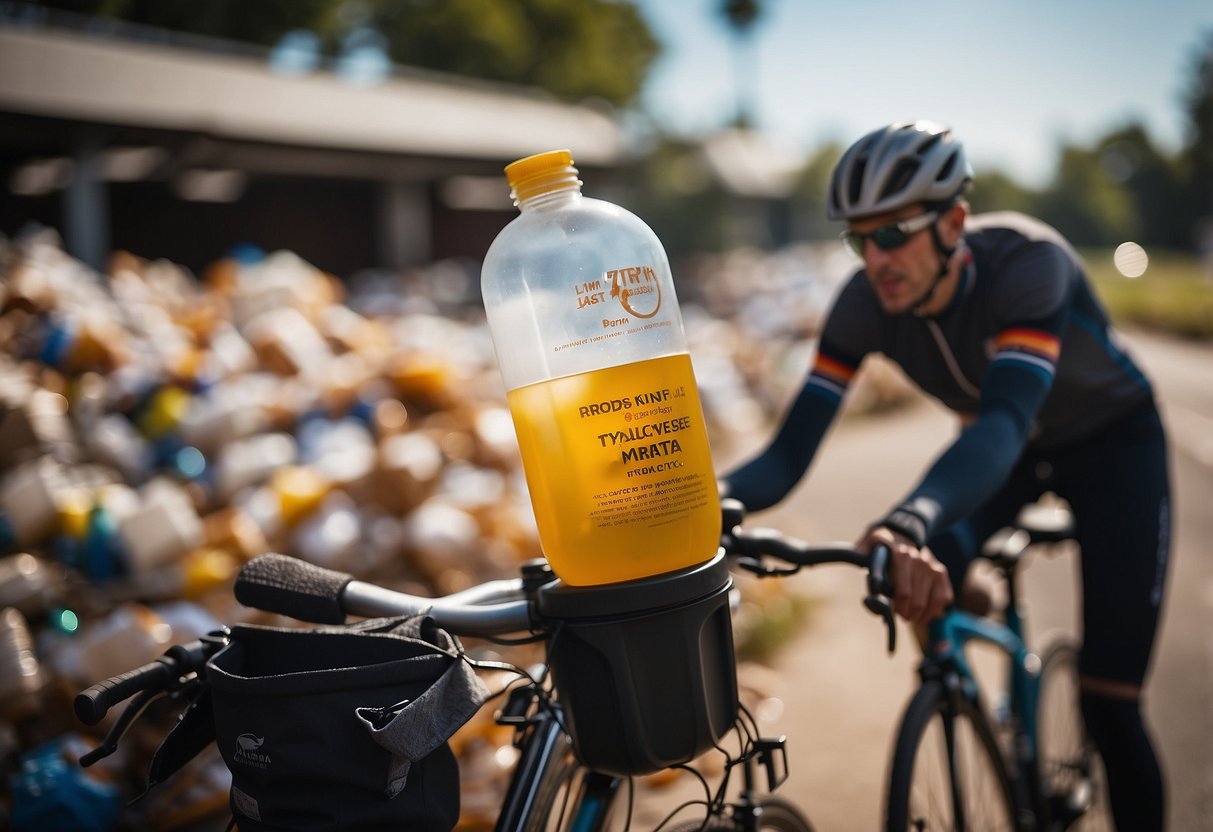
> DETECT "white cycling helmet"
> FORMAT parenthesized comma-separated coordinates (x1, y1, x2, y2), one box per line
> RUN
(827, 120, 973, 221)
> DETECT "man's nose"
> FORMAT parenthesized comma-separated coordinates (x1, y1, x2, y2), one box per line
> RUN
(863, 238, 892, 266)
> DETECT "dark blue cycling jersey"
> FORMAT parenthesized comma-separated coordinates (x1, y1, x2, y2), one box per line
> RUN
(724, 211, 1154, 547)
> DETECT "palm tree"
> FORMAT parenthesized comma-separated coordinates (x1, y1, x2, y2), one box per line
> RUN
(720, 0, 763, 129)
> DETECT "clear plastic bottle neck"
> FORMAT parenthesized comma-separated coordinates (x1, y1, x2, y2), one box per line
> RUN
(508, 156, 583, 212)
(516, 184, 582, 212)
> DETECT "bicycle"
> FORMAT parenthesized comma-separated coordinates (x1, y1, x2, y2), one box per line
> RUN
(74, 503, 898, 832)
(882, 500, 1113, 831)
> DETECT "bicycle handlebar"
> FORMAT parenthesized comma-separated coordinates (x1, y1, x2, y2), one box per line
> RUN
(241, 527, 895, 639)
(74, 639, 216, 726)
(235, 552, 534, 635)
(719, 498, 897, 652)
(78, 509, 898, 736)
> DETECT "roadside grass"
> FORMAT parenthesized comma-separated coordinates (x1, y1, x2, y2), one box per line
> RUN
(1082, 248, 1213, 340)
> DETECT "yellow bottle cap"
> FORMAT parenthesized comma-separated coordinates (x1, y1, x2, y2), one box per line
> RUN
(57, 489, 93, 539)
(504, 149, 581, 204)
(138, 387, 191, 439)
(182, 547, 238, 599)
(271, 465, 330, 528)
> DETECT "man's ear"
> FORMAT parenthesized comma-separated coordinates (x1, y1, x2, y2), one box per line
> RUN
(942, 201, 968, 247)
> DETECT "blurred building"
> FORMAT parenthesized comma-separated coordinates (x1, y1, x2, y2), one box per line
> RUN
(0, 13, 627, 277)
(700, 128, 804, 249)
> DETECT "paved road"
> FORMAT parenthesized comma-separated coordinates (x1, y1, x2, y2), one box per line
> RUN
(1125, 332, 1213, 831)
(631, 330, 1213, 830)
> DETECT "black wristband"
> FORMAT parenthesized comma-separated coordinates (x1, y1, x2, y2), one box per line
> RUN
(879, 508, 929, 549)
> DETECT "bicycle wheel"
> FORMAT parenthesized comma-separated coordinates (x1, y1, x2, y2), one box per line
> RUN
(885, 678, 1018, 831)
(664, 795, 815, 831)
(1036, 640, 1112, 831)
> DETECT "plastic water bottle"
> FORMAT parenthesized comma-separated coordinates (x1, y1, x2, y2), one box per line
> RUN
(481, 150, 719, 586)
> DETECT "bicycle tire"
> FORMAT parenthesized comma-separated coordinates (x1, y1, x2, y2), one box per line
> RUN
(884, 678, 1018, 831)
(1036, 640, 1113, 831)
(664, 795, 815, 831)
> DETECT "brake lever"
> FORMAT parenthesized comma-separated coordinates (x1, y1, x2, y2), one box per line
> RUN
(79, 688, 166, 767)
(863, 595, 897, 654)
(78, 638, 219, 768)
(863, 544, 897, 655)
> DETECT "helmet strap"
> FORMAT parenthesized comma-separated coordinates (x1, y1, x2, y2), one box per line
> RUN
(912, 223, 959, 315)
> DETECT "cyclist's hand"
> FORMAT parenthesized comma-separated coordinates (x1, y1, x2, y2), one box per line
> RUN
(859, 526, 953, 624)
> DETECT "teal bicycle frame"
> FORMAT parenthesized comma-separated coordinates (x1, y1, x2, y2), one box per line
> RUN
(920, 558, 1050, 826)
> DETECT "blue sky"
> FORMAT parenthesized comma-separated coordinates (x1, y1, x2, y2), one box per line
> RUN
(632, 0, 1213, 187)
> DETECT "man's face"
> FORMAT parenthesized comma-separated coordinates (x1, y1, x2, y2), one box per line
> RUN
(847, 206, 942, 315)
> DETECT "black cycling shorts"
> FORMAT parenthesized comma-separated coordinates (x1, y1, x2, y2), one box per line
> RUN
(928, 401, 1170, 687)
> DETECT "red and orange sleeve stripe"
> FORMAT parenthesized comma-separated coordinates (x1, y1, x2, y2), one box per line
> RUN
(994, 328, 1061, 362)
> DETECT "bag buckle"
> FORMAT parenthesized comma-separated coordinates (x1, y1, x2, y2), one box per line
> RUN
(363, 698, 412, 731)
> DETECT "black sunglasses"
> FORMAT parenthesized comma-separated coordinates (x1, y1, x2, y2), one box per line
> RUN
(841, 211, 939, 256)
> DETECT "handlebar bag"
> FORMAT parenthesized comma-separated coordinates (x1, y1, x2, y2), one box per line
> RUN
(203, 615, 488, 832)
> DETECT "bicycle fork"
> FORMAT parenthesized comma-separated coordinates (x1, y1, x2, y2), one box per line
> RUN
(926, 614, 1045, 831)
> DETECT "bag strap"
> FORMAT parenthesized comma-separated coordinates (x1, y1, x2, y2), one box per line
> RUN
(330, 614, 460, 660)
(353, 621, 490, 798)
(139, 685, 216, 799)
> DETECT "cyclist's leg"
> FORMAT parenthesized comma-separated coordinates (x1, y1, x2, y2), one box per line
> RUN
(1053, 402, 1170, 832)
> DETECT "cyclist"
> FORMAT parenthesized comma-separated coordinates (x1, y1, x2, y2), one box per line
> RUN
(722, 120, 1170, 831)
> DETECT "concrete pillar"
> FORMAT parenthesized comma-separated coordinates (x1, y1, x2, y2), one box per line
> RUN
(63, 132, 109, 271)
(377, 181, 431, 269)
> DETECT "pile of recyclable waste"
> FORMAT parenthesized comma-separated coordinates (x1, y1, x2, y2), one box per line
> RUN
(0, 227, 897, 830)
(0, 228, 552, 830)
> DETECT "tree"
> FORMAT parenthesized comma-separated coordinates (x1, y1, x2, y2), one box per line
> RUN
(33, 0, 346, 49)
(1179, 29, 1213, 248)
(629, 138, 734, 258)
(1094, 125, 1187, 249)
(365, 0, 658, 108)
(966, 169, 1040, 218)
(1036, 144, 1137, 247)
(719, 0, 763, 128)
(787, 141, 843, 242)
(33, 0, 660, 107)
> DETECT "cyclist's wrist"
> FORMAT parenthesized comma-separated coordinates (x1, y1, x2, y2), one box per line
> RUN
(877, 507, 929, 549)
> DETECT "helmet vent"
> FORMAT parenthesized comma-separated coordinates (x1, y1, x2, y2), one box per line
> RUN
(918, 132, 944, 156)
(848, 158, 868, 205)
(936, 151, 958, 183)
(879, 159, 920, 202)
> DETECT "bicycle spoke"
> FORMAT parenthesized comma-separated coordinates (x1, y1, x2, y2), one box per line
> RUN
(908, 717, 954, 828)
(898, 692, 1017, 831)
(1037, 643, 1114, 831)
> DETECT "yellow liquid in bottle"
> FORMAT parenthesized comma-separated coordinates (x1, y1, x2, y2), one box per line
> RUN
(507, 353, 720, 585)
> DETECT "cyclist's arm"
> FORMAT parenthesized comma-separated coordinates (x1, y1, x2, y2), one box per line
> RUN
(880, 349, 1057, 544)
(723, 278, 876, 511)
(722, 350, 852, 510)
(879, 244, 1075, 547)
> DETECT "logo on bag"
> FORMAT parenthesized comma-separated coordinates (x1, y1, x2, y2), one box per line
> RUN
(233, 733, 271, 769)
